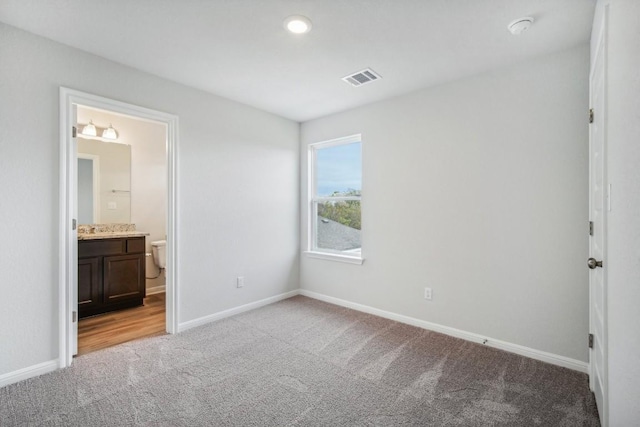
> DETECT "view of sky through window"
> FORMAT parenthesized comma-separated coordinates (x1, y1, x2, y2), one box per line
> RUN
(316, 142, 361, 196)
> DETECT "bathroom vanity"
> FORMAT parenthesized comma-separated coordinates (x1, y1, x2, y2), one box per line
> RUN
(78, 232, 147, 318)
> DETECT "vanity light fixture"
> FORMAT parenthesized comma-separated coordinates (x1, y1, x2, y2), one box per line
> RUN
(284, 15, 312, 34)
(102, 123, 118, 140)
(78, 120, 120, 142)
(81, 120, 97, 137)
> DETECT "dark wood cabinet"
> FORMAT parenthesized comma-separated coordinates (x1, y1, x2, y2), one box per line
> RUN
(104, 255, 144, 303)
(78, 257, 101, 311)
(78, 237, 146, 318)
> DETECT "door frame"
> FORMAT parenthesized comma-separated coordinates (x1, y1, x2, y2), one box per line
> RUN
(58, 87, 180, 368)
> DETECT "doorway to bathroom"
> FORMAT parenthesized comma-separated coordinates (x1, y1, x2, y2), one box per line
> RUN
(75, 105, 168, 355)
(59, 88, 179, 367)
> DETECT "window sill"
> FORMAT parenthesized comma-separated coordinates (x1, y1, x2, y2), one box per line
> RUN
(304, 251, 364, 265)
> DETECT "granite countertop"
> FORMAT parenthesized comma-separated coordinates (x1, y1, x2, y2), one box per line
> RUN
(77, 223, 149, 240)
(78, 231, 150, 240)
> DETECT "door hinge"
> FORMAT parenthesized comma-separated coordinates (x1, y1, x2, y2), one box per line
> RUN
(589, 108, 594, 124)
(72, 126, 77, 138)
(589, 221, 594, 236)
(72, 218, 77, 230)
(588, 333, 594, 349)
(72, 311, 77, 323)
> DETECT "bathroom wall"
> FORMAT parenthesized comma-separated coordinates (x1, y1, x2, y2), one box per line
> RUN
(77, 107, 168, 292)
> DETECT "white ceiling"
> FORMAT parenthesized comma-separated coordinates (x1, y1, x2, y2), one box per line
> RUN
(0, 0, 595, 122)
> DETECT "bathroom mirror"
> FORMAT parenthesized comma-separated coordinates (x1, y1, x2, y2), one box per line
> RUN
(77, 138, 131, 224)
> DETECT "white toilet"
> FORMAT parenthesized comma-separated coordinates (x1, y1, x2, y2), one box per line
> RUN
(151, 240, 166, 269)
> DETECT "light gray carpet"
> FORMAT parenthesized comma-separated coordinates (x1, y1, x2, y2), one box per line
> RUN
(1, 296, 599, 426)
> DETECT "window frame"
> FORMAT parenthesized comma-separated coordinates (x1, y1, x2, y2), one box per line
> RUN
(306, 134, 364, 265)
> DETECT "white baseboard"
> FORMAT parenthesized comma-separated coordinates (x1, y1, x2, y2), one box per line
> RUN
(177, 290, 300, 333)
(146, 285, 166, 295)
(0, 359, 59, 389)
(299, 289, 588, 373)
(0, 289, 587, 389)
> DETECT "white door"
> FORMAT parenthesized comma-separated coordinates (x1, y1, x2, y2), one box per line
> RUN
(589, 20, 607, 425)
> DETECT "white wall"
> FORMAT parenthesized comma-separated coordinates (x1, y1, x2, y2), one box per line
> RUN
(77, 107, 168, 290)
(301, 46, 590, 362)
(0, 22, 299, 377)
(592, 1, 640, 424)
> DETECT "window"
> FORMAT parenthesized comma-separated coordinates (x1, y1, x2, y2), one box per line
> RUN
(308, 135, 362, 264)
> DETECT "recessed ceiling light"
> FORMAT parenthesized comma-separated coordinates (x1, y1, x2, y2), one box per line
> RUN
(508, 17, 534, 35)
(284, 15, 312, 34)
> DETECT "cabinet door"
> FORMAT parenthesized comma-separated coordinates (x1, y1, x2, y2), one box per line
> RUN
(103, 254, 144, 303)
(78, 257, 101, 316)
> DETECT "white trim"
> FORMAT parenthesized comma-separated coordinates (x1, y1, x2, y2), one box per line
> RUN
(308, 134, 363, 258)
(309, 133, 361, 149)
(177, 290, 300, 332)
(0, 360, 59, 388)
(59, 93, 75, 368)
(146, 285, 166, 295)
(299, 289, 588, 373)
(304, 251, 364, 265)
(59, 87, 180, 369)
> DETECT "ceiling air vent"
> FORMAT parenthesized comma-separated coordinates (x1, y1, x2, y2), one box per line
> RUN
(342, 68, 382, 87)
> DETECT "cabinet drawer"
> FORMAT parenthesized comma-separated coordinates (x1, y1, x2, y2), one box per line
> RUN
(126, 238, 145, 254)
(79, 239, 124, 258)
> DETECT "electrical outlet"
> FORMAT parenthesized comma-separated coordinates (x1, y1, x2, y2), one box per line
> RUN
(236, 276, 245, 288)
(424, 287, 432, 300)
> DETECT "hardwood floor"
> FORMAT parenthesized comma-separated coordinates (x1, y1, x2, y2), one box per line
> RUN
(77, 293, 166, 356)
